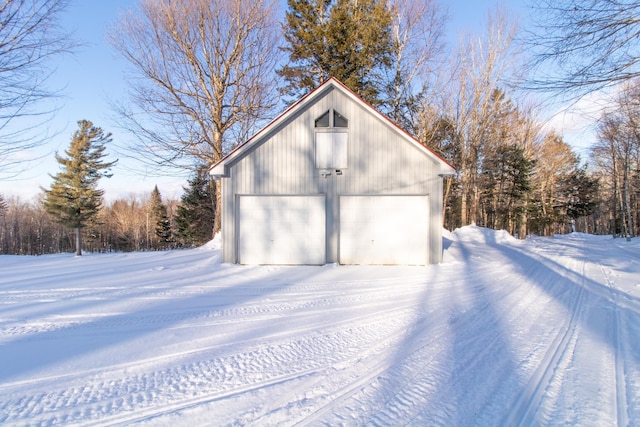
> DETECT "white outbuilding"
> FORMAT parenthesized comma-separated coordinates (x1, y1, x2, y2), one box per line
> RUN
(209, 77, 455, 265)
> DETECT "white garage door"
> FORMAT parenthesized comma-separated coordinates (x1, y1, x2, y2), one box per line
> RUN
(339, 195, 429, 265)
(238, 195, 326, 265)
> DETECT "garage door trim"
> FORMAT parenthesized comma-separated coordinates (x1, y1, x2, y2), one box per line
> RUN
(236, 194, 327, 265)
(339, 194, 429, 265)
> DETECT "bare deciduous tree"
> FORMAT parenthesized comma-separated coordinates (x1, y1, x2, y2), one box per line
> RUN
(447, 8, 521, 226)
(530, 131, 580, 235)
(526, 0, 640, 95)
(0, 0, 73, 175)
(109, 196, 147, 252)
(382, 0, 447, 133)
(592, 80, 640, 237)
(108, 0, 282, 233)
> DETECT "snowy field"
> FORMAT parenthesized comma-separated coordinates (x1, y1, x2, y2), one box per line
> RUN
(1, 226, 639, 426)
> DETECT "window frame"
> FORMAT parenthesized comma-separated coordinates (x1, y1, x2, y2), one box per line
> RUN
(314, 109, 349, 169)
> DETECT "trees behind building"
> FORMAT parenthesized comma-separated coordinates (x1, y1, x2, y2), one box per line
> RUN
(174, 168, 216, 247)
(280, 0, 447, 134)
(280, 0, 394, 105)
(149, 186, 173, 249)
(591, 80, 640, 237)
(2, 0, 640, 251)
(108, 0, 282, 235)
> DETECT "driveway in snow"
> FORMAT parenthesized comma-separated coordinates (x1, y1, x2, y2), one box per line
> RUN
(0, 226, 639, 425)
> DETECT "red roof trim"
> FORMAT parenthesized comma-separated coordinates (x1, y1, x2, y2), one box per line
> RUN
(210, 76, 455, 174)
(325, 77, 455, 171)
(210, 79, 330, 172)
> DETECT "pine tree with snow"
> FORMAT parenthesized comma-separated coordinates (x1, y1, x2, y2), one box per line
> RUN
(174, 168, 215, 247)
(43, 120, 117, 256)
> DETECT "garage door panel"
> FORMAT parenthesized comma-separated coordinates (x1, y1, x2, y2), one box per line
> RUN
(339, 195, 429, 265)
(238, 195, 326, 265)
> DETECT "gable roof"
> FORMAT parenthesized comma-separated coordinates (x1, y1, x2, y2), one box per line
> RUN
(209, 77, 455, 178)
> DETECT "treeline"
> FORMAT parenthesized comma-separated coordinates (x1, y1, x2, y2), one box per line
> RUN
(427, 88, 600, 238)
(2, 0, 640, 254)
(0, 171, 215, 255)
(429, 81, 640, 239)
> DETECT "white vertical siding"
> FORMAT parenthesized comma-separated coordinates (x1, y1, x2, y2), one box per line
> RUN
(220, 86, 447, 264)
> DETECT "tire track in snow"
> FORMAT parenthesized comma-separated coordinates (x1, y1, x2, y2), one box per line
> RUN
(0, 258, 564, 424)
(288, 316, 453, 426)
(600, 263, 630, 427)
(290, 265, 544, 426)
(0, 280, 427, 341)
(0, 291, 418, 386)
(503, 257, 587, 426)
(399, 268, 570, 426)
(0, 269, 494, 425)
(527, 237, 637, 424)
(0, 291, 430, 425)
(95, 313, 417, 427)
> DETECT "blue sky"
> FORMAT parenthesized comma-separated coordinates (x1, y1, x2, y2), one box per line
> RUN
(2, 0, 587, 202)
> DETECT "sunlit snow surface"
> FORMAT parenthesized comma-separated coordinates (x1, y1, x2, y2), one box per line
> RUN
(1, 226, 639, 425)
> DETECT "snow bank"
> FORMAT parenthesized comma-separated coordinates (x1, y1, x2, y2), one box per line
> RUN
(452, 223, 519, 245)
(200, 232, 222, 251)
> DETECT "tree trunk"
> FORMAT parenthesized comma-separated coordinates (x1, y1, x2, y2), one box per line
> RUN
(442, 176, 452, 227)
(211, 179, 222, 236)
(622, 157, 634, 237)
(75, 227, 82, 256)
(624, 141, 636, 237)
(460, 155, 470, 225)
(519, 206, 528, 239)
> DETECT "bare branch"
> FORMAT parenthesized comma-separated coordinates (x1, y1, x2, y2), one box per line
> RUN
(108, 0, 282, 173)
(525, 0, 640, 96)
(0, 0, 74, 175)
(382, 0, 448, 132)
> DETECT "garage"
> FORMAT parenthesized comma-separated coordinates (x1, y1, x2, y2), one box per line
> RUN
(237, 195, 326, 265)
(339, 195, 429, 265)
(211, 78, 455, 265)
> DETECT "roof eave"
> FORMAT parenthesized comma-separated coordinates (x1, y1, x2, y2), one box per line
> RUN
(209, 163, 226, 179)
(209, 78, 338, 178)
(439, 167, 456, 177)
(208, 76, 457, 176)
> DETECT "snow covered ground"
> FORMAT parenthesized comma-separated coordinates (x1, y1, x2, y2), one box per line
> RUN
(0, 225, 639, 426)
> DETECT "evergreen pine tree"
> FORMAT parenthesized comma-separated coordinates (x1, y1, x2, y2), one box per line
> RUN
(480, 144, 534, 232)
(174, 168, 215, 247)
(561, 167, 599, 221)
(43, 120, 117, 256)
(279, 0, 393, 105)
(149, 185, 172, 249)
